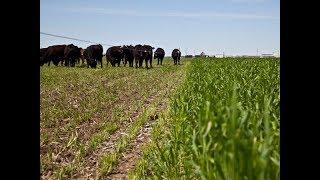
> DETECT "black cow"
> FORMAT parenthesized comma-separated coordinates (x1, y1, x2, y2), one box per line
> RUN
(142, 45, 154, 68)
(122, 45, 135, 67)
(43, 45, 67, 66)
(83, 44, 103, 68)
(171, 49, 181, 65)
(64, 44, 81, 67)
(40, 48, 48, 66)
(76, 48, 86, 65)
(106, 46, 124, 67)
(154, 48, 165, 65)
(134, 44, 146, 68)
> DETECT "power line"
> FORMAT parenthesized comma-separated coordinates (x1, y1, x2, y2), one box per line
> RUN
(40, 32, 114, 46)
(40, 32, 166, 52)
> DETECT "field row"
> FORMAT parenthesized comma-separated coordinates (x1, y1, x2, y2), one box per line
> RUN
(40, 60, 189, 179)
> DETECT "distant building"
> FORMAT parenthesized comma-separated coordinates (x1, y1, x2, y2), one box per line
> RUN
(260, 54, 274, 58)
(273, 50, 280, 58)
(215, 54, 224, 58)
(242, 55, 260, 58)
(201, 52, 210, 57)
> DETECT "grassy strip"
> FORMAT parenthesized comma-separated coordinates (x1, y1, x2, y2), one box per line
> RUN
(130, 58, 280, 179)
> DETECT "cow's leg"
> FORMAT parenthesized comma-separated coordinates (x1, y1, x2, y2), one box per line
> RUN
(48, 60, 51, 66)
(150, 58, 152, 68)
(161, 58, 163, 65)
(72, 59, 76, 67)
(145, 59, 148, 68)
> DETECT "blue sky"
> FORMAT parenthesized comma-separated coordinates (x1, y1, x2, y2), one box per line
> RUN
(40, 0, 279, 56)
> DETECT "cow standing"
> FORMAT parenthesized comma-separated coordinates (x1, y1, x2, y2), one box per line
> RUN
(40, 48, 48, 66)
(83, 44, 103, 68)
(43, 45, 67, 66)
(106, 46, 124, 67)
(154, 48, 165, 65)
(142, 45, 154, 68)
(122, 45, 135, 67)
(171, 49, 181, 65)
(64, 44, 81, 67)
(134, 44, 146, 68)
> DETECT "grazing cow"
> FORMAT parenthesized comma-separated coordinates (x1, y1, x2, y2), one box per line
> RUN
(122, 45, 135, 67)
(154, 48, 165, 65)
(83, 44, 103, 68)
(106, 46, 124, 67)
(64, 44, 81, 67)
(134, 44, 146, 68)
(40, 48, 48, 66)
(171, 49, 181, 65)
(142, 45, 154, 68)
(43, 45, 67, 66)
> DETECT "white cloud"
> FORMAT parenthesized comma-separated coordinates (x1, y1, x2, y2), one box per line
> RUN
(65, 7, 279, 20)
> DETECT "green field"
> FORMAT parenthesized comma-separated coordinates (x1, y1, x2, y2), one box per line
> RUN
(40, 57, 279, 179)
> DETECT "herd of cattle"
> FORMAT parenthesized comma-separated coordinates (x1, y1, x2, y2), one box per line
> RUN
(40, 44, 182, 68)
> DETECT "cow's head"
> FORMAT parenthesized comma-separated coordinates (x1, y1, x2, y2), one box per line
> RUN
(89, 59, 97, 68)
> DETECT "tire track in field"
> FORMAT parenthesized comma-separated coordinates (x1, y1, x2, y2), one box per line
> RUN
(104, 66, 187, 180)
(105, 101, 168, 180)
(74, 85, 167, 179)
(73, 67, 185, 179)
